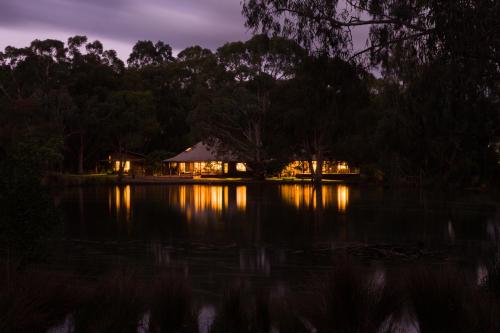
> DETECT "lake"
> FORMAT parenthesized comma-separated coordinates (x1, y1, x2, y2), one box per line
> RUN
(55, 183, 499, 295)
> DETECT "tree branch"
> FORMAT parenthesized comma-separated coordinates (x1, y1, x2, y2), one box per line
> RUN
(349, 31, 433, 60)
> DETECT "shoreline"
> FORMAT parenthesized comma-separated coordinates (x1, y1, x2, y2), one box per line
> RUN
(42, 173, 499, 194)
(44, 173, 363, 187)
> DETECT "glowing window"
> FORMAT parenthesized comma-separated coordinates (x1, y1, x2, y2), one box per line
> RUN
(236, 163, 247, 172)
(114, 161, 131, 172)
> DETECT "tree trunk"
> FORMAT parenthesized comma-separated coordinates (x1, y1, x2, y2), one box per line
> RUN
(118, 146, 125, 181)
(78, 133, 84, 174)
(309, 153, 324, 184)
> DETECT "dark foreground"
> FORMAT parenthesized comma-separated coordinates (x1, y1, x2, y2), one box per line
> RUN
(2, 258, 500, 333)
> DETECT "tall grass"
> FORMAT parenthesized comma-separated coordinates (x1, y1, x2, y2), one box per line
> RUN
(0, 268, 74, 333)
(303, 259, 402, 333)
(408, 267, 500, 333)
(2, 261, 500, 332)
(72, 269, 145, 333)
(147, 273, 196, 333)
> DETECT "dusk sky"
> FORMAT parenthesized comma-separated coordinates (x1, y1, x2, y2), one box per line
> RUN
(0, 0, 369, 60)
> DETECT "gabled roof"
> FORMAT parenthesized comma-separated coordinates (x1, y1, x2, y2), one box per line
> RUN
(164, 142, 238, 162)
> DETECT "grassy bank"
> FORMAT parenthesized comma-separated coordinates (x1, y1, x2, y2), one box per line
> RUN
(44, 173, 120, 187)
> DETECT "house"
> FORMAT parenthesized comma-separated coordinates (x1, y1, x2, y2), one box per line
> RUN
(280, 160, 359, 179)
(164, 142, 248, 177)
(107, 151, 146, 175)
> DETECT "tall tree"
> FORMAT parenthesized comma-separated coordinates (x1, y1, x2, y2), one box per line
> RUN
(278, 54, 370, 182)
(0, 39, 70, 171)
(105, 90, 159, 175)
(65, 36, 124, 173)
(243, 0, 500, 185)
(190, 35, 304, 178)
(127, 40, 174, 68)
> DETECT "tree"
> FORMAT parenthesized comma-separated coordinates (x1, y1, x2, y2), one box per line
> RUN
(243, 0, 500, 185)
(65, 36, 124, 173)
(373, 61, 498, 186)
(190, 35, 304, 178)
(105, 91, 159, 175)
(243, 1, 499, 64)
(278, 54, 370, 182)
(0, 135, 61, 265)
(127, 40, 174, 68)
(0, 39, 70, 172)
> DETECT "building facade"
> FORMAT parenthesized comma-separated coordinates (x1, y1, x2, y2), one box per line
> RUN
(164, 142, 248, 177)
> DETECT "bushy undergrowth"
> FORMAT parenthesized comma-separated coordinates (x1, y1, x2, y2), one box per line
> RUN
(1, 260, 500, 333)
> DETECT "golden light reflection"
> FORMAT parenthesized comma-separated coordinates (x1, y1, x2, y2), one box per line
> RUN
(115, 186, 121, 215)
(108, 189, 112, 215)
(173, 185, 248, 221)
(279, 184, 350, 213)
(337, 185, 349, 213)
(280, 185, 318, 209)
(110, 186, 132, 221)
(236, 186, 247, 211)
(123, 185, 131, 222)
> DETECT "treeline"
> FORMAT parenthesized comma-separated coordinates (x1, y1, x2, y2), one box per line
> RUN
(0, 29, 498, 185)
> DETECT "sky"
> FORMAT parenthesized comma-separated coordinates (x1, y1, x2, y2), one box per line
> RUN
(0, 0, 369, 60)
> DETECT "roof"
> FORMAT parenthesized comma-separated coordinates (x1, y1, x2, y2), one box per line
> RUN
(164, 142, 238, 162)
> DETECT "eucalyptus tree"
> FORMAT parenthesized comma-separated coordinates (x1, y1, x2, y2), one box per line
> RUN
(127, 40, 175, 68)
(65, 36, 124, 173)
(0, 39, 71, 171)
(125, 41, 195, 154)
(277, 54, 370, 182)
(190, 34, 304, 178)
(243, 0, 500, 185)
(105, 90, 159, 175)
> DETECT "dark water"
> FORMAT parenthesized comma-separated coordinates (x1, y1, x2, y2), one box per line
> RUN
(56, 184, 499, 292)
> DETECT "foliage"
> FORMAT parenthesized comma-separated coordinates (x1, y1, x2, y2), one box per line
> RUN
(0, 24, 497, 185)
(242, 0, 500, 186)
(127, 40, 174, 68)
(190, 34, 304, 178)
(0, 140, 61, 261)
(276, 54, 371, 181)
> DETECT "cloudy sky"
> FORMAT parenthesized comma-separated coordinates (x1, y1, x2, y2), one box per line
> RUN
(0, 0, 368, 60)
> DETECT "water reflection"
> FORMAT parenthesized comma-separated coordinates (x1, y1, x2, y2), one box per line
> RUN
(239, 247, 271, 275)
(236, 186, 247, 211)
(279, 184, 350, 212)
(60, 184, 499, 299)
(198, 305, 216, 333)
(109, 185, 131, 222)
(173, 185, 248, 221)
(447, 220, 456, 242)
(337, 185, 349, 213)
(477, 264, 488, 286)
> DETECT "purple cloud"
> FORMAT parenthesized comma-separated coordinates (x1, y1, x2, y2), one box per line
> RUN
(0, 0, 369, 60)
(0, 0, 250, 58)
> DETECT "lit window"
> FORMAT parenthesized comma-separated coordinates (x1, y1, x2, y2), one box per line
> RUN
(114, 161, 131, 172)
(236, 163, 247, 172)
(337, 162, 349, 173)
